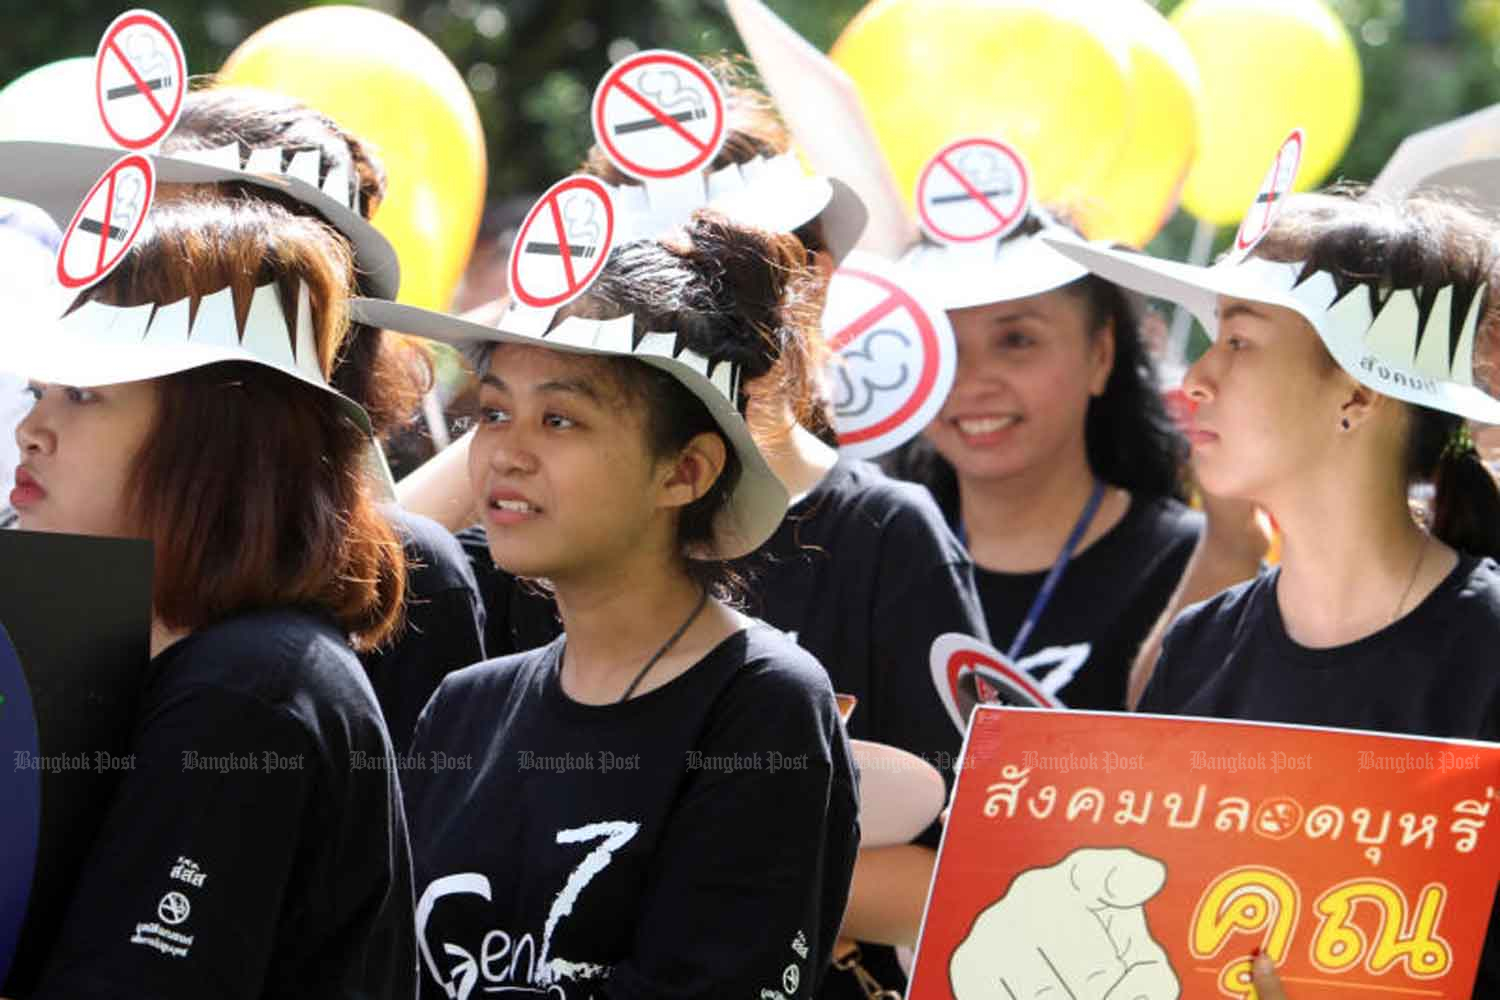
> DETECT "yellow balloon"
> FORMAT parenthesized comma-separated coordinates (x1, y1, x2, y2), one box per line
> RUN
(219, 6, 486, 310)
(1076, 0, 1202, 247)
(1173, 0, 1361, 225)
(830, 0, 1130, 213)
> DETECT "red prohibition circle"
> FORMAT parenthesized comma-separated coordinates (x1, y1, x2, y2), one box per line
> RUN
(93, 11, 186, 151)
(507, 176, 617, 310)
(591, 50, 726, 181)
(946, 649, 1056, 709)
(916, 137, 1030, 245)
(831, 268, 942, 446)
(1235, 129, 1304, 252)
(56, 153, 156, 289)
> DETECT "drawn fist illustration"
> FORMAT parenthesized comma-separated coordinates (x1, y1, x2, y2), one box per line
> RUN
(950, 847, 1180, 1000)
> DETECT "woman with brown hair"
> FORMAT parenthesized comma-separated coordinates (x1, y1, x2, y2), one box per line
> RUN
(7, 195, 415, 998)
(153, 85, 488, 753)
(1051, 188, 1500, 994)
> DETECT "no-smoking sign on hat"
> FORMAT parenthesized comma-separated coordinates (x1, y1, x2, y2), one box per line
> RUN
(591, 49, 727, 182)
(822, 251, 956, 459)
(916, 137, 1031, 246)
(55, 153, 155, 289)
(92, 9, 185, 151)
(1231, 128, 1304, 261)
(507, 175, 617, 311)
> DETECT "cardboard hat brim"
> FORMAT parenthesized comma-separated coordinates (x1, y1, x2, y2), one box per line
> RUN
(2, 283, 374, 434)
(1044, 237, 1500, 426)
(350, 297, 790, 560)
(899, 229, 1090, 311)
(849, 738, 947, 848)
(709, 173, 867, 264)
(0, 140, 400, 301)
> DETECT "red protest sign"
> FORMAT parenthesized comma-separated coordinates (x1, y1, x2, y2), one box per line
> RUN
(822, 252, 955, 459)
(507, 176, 616, 310)
(92, 9, 186, 151)
(1234, 129, 1305, 258)
(917, 137, 1030, 245)
(591, 50, 726, 181)
(911, 708, 1500, 999)
(55, 153, 155, 289)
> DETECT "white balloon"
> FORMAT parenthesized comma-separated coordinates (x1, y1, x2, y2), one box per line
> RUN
(0, 58, 112, 146)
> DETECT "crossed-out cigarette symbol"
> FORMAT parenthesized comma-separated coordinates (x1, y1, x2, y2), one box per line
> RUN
(78, 173, 145, 242)
(931, 148, 1016, 206)
(613, 68, 707, 135)
(104, 27, 174, 101)
(524, 194, 602, 259)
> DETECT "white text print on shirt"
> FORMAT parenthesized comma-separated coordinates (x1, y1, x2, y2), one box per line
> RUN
(416, 820, 640, 999)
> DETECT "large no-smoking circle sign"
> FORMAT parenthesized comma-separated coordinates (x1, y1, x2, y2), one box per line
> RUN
(591, 50, 726, 181)
(916, 137, 1030, 245)
(822, 252, 956, 460)
(93, 9, 186, 151)
(507, 176, 617, 310)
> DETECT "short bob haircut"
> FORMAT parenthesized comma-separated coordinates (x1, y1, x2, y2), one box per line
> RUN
(76, 196, 407, 649)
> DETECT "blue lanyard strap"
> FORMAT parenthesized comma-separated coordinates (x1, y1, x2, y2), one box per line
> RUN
(1004, 480, 1106, 662)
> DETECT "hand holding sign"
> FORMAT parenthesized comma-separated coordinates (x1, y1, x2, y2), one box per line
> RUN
(949, 847, 1180, 1000)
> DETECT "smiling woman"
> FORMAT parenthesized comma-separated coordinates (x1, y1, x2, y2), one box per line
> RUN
(886, 212, 1209, 713)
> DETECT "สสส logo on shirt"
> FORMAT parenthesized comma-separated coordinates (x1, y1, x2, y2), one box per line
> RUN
(128, 855, 208, 959)
(417, 820, 639, 999)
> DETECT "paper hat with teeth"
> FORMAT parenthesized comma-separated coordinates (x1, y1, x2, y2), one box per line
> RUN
(1043, 135, 1500, 425)
(588, 47, 867, 262)
(898, 141, 1088, 311)
(0, 139, 400, 300)
(351, 177, 789, 559)
(3, 277, 372, 433)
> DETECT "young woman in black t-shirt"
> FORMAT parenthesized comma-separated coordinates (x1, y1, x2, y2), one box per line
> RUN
(887, 213, 1242, 713)
(6, 197, 415, 997)
(1051, 189, 1500, 996)
(364, 213, 860, 999)
(155, 87, 488, 753)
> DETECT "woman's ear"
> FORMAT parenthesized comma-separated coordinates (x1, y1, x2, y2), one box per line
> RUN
(658, 431, 728, 511)
(1089, 316, 1116, 397)
(1337, 380, 1382, 433)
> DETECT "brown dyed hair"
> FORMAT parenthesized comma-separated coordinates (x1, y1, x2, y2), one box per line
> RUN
(78, 196, 406, 649)
(160, 85, 433, 441)
(579, 58, 834, 442)
(1251, 189, 1500, 560)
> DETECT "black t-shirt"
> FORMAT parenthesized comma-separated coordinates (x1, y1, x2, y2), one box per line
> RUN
(975, 494, 1201, 710)
(458, 461, 979, 1000)
(405, 623, 860, 1000)
(1140, 554, 1500, 996)
(361, 507, 486, 753)
(32, 608, 417, 1000)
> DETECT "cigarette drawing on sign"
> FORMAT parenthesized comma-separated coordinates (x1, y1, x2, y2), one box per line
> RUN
(55, 153, 156, 289)
(590, 50, 727, 181)
(821, 252, 956, 459)
(507, 176, 617, 311)
(917, 137, 1031, 246)
(92, 9, 186, 151)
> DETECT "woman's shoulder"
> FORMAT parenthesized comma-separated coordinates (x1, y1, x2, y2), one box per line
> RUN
(385, 506, 481, 595)
(809, 458, 964, 553)
(1125, 492, 1205, 547)
(715, 622, 839, 714)
(426, 639, 561, 712)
